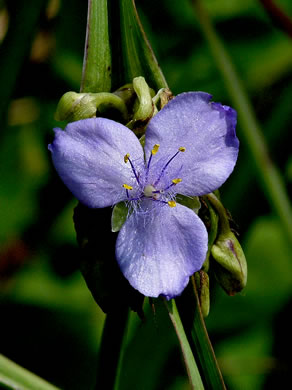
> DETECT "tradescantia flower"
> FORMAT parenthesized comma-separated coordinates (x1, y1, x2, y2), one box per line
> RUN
(49, 92, 239, 300)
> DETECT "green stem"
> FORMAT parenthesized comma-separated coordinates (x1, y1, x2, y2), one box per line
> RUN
(189, 276, 226, 389)
(81, 0, 112, 93)
(119, 0, 168, 89)
(192, 0, 292, 244)
(164, 299, 204, 390)
(95, 307, 129, 390)
(0, 354, 60, 390)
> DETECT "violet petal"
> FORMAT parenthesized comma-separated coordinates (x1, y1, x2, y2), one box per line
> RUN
(49, 118, 144, 208)
(115, 203, 208, 299)
(145, 92, 239, 196)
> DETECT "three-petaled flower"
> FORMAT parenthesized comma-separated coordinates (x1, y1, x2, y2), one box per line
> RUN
(49, 92, 239, 299)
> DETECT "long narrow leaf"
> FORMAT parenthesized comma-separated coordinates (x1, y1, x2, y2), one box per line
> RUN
(81, 0, 112, 92)
(164, 299, 205, 390)
(0, 354, 60, 390)
(190, 277, 226, 389)
(81, 0, 167, 92)
(119, 0, 168, 90)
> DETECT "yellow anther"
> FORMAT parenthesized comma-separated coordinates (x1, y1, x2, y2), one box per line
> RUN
(179, 147, 186, 152)
(124, 153, 130, 163)
(123, 184, 133, 190)
(172, 178, 182, 185)
(151, 144, 160, 155)
(168, 200, 176, 208)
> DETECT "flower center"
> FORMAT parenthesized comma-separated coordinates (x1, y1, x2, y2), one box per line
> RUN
(144, 184, 156, 197)
(122, 144, 186, 209)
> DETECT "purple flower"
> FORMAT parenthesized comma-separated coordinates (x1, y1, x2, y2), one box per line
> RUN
(49, 92, 239, 299)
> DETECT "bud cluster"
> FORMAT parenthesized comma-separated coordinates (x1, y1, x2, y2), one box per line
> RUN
(55, 76, 173, 135)
(203, 193, 247, 296)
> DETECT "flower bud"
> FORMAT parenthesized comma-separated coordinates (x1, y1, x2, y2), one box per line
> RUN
(211, 232, 247, 295)
(55, 92, 97, 121)
(127, 76, 154, 133)
(55, 91, 128, 122)
(206, 193, 247, 295)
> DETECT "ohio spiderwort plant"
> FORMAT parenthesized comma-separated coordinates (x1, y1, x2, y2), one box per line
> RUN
(49, 91, 239, 300)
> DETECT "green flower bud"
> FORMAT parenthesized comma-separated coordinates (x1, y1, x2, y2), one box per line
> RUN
(211, 232, 247, 295)
(55, 92, 96, 121)
(127, 76, 154, 133)
(206, 193, 247, 295)
(55, 91, 128, 123)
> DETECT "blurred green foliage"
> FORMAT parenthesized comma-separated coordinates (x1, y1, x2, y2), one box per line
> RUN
(0, 0, 291, 389)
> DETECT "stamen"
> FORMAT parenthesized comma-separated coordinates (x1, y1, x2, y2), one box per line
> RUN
(154, 147, 185, 186)
(172, 178, 182, 185)
(146, 144, 160, 173)
(123, 184, 133, 190)
(124, 153, 130, 163)
(151, 144, 160, 155)
(168, 200, 176, 208)
(123, 154, 141, 185)
(156, 178, 182, 193)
